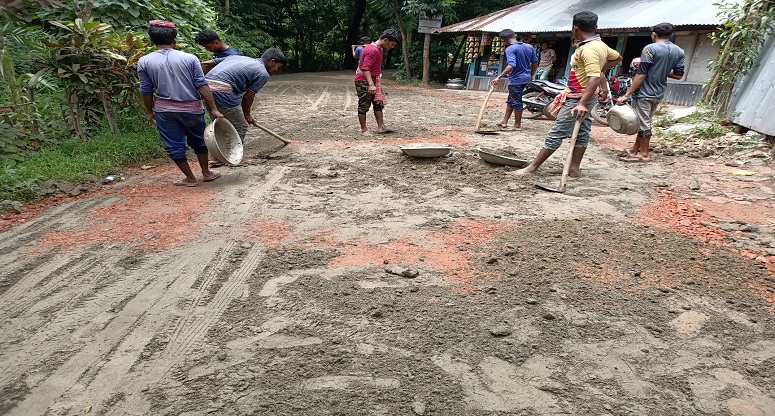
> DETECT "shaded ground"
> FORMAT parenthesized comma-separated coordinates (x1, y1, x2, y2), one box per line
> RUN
(1, 71, 774, 416)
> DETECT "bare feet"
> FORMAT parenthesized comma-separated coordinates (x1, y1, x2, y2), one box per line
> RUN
(508, 167, 535, 176)
(619, 155, 650, 163)
(568, 170, 581, 177)
(361, 130, 372, 136)
(514, 125, 522, 131)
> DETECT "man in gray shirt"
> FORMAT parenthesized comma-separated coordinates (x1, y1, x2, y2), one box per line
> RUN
(617, 22, 685, 162)
(202, 48, 287, 165)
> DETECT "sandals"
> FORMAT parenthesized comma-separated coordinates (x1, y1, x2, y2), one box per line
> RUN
(173, 179, 199, 187)
(203, 171, 221, 182)
(498, 125, 517, 131)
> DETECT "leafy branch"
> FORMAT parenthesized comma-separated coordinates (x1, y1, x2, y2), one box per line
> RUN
(703, 0, 775, 114)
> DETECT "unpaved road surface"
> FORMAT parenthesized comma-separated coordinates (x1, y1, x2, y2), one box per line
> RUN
(2, 71, 775, 415)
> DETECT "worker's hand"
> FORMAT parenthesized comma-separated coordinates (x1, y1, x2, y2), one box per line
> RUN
(146, 111, 156, 125)
(571, 103, 588, 120)
(245, 114, 257, 127)
(490, 78, 500, 87)
(211, 110, 224, 120)
(616, 95, 629, 105)
(368, 84, 377, 94)
(599, 89, 609, 101)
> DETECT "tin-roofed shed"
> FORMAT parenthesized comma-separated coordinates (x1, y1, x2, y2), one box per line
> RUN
(438, 0, 734, 105)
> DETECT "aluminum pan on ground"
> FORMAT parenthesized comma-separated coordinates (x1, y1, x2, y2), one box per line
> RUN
(399, 144, 454, 158)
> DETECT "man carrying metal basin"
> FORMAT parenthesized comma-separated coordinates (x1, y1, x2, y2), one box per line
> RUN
(201, 48, 288, 165)
(616, 22, 685, 163)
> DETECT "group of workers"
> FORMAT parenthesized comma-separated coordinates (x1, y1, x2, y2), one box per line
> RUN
(139, 10, 684, 187)
(484, 11, 685, 175)
(137, 21, 287, 186)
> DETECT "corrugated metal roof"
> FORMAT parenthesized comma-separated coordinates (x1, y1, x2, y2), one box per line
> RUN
(438, 0, 734, 34)
(730, 34, 775, 136)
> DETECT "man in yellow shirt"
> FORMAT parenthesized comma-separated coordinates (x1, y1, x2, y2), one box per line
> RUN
(514, 11, 621, 176)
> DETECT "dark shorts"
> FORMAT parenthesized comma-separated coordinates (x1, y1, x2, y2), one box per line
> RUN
(355, 80, 384, 115)
(154, 111, 208, 163)
(506, 84, 527, 111)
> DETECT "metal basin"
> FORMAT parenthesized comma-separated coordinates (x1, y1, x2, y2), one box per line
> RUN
(477, 147, 528, 167)
(399, 143, 453, 158)
(204, 118, 243, 165)
(607, 104, 639, 135)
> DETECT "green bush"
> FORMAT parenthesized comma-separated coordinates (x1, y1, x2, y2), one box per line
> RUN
(0, 118, 164, 206)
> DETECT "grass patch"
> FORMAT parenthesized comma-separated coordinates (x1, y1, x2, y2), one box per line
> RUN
(0, 126, 165, 206)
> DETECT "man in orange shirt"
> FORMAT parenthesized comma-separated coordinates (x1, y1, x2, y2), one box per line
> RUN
(515, 11, 621, 176)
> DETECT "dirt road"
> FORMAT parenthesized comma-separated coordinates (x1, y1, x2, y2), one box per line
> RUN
(1, 71, 774, 415)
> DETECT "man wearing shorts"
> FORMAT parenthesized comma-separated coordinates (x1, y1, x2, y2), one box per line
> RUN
(355, 28, 402, 135)
(515, 11, 621, 176)
(137, 20, 223, 187)
(490, 29, 538, 131)
(617, 22, 685, 162)
(201, 48, 287, 164)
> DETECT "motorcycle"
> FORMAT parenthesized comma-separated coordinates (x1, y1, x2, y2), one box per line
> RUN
(590, 75, 632, 126)
(521, 79, 566, 120)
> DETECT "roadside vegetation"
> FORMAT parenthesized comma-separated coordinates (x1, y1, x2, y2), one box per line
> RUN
(651, 105, 771, 159)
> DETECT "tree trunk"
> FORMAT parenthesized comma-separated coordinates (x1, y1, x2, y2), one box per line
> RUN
(421, 33, 431, 86)
(99, 90, 119, 134)
(391, 4, 411, 80)
(345, 0, 367, 69)
(224, 0, 229, 15)
(68, 91, 85, 139)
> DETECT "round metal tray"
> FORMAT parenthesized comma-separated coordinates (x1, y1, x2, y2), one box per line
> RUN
(477, 147, 528, 167)
(399, 143, 453, 158)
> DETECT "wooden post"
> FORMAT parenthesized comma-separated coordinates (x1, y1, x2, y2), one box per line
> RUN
(422, 33, 431, 86)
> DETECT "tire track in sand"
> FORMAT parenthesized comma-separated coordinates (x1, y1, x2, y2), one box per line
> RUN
(4, 167, 289, 416)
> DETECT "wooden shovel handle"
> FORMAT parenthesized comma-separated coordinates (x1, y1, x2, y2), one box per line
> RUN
(559, 119, 582, 190)
(251, 121, 291, 144)
(474, 85, 496, 131)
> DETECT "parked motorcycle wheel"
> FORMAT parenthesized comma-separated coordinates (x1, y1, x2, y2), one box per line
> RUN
(591, 100, 613, 126)
(522, 91, 552, 120)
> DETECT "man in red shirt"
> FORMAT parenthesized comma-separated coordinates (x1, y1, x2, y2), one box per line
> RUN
(355, 28, 402, 135)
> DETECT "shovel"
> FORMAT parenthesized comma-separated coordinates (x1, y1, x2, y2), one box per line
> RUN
(534, 119, 581, 193)
(250, 120, 291, 155)
(474, 85, 498, 135)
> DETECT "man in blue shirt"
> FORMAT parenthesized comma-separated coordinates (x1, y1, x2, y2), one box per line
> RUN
(195, 30, 240, 58)
(201, 48, 287, 164)
(490, 29, 538, 131)
(351, 36, 371, 63)
(137, 20, 223, 187)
